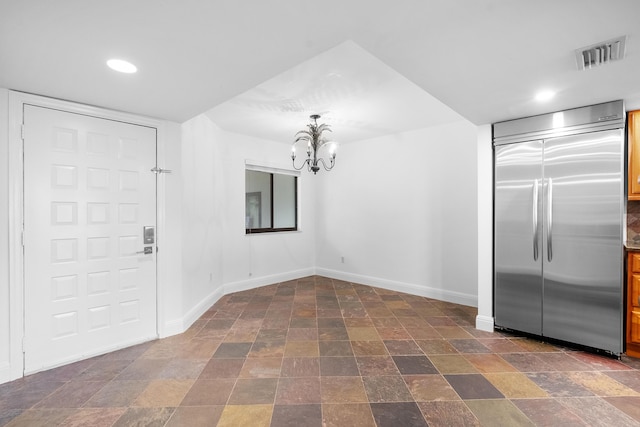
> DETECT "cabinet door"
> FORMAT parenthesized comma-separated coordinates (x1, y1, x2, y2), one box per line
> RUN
(631, 311, 640, 345)
(632, 274, 640, 310)
(627, 254, 640, 357)
(629, 111, 640, 200)
(632, 253, 640, 272)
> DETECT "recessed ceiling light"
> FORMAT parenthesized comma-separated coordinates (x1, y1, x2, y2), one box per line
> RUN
(107, 59, 137, 74)
(535, 90, 555, 102)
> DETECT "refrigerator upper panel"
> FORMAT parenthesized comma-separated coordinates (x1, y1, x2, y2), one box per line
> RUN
(493, 100, 624, 145)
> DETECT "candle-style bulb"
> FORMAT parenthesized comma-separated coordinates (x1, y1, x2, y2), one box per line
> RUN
(329, 144, 337, 159)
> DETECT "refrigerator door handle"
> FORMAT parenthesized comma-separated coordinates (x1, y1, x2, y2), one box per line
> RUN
(547, 177, 553, 262)
(532, 179, 539, 261)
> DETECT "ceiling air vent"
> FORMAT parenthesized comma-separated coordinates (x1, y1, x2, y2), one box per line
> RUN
(575, 36, 627, 70)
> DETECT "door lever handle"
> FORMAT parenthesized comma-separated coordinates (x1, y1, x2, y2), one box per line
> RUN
(136, 247, 153, 255)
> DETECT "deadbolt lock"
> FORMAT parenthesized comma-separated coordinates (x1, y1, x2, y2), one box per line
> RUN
(144, 226, 155, 244)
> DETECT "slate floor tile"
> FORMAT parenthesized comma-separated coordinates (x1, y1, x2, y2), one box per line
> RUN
(321, 376, 368, 403)
(212, 342, 252, 358)
(320, 356, 360, 376)
(351, 340, 388, 356)
(383, 340, 423, 355)
(216, 404, 272, 427)
(164, 406, 224, 427)
(559, 396, 640, 426)
(319, 340, 353, 357)
(276, 377, 321, 404)
(363, 376, 413, 402)
(603, 396, 640, 422)
(483, 372, 548, 398)
(356, 356, 400, 376)
(444, 374, 504, 399)
(111, 407, 174, 427)
(465, 399, 534, 426)
(281, 357, 320, 377)
(392, 355, 438, 375)
(239, 357, 282, 378)
(198, 358, 244, 379)
(418, 401, 481, 426)
(227, 378, 278, 404)
(526, 372, 595, 397)
(321, 403, 377, 427)
(404, 375, 460, 401)
(513, 398, 588, 427)
(415, 339, 458, 355)
(370, 402, 428, 427)
(428, 354, 478, 374)
(180, 378, 235, 406)
(270, 404, 322, 427)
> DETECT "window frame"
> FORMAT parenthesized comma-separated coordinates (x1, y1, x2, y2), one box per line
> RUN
(245, 163, 299, 234)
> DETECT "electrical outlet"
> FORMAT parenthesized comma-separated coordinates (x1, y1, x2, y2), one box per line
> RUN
(341, 256, 345, 263)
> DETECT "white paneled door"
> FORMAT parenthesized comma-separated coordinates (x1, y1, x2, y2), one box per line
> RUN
(23, 105, 157, 374)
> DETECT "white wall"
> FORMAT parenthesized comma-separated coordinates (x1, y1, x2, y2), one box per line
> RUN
(180, 115, 225, 327)
(178, 114, 316, 329)
(219, 128, 316, 289)
(0, 88, 10, 382)
(315, 119, 480, 306)
(158, 121, 184, 336)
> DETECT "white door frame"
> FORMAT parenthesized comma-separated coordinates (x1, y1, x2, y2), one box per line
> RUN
(8, 91, 169, 380)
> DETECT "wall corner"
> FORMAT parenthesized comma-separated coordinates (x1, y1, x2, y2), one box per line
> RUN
(476, 124, 493, 329)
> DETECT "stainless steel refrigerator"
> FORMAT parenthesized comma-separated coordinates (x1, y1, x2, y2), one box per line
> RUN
(493, 100, 625, 355)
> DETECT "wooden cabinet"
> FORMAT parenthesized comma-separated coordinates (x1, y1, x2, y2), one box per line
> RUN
(627, 252, 640, 357)
(628, 110, 640, 200)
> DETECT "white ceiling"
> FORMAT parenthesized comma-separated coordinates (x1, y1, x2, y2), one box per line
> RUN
(2, 0, 640, 144)
(204, 41, 464, 143)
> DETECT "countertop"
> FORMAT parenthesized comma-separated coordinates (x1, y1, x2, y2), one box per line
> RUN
(625, 241, 640, 251)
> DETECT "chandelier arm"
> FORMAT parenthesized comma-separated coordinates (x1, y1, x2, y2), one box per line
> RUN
(291, 157, 309, 171)
(317, 157, 335, 171)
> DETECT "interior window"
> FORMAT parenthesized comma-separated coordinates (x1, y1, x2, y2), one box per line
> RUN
(245, 169, 297, 233)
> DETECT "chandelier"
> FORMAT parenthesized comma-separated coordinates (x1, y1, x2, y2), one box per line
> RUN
(291, 114, 336, 174)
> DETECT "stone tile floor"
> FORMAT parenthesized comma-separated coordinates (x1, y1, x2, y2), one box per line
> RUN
(2, 275, 640, 426)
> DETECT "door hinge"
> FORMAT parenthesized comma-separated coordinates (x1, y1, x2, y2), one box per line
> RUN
(21, 229, 24, 247)
(21, 124, 25, 140)
(22, 336, 26, 352)
(150, 167, 172, 174)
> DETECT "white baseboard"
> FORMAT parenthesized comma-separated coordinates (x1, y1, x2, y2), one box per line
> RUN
(316, 268, 478, 307)
(164, 266, 482, 341)
(167, 268, 316, 337)
(222, 268, 316, 295)
(162, 286, 225, 338)
(475, 314, 495, 332)
(0, 362, 14, 385)
(161, 318, 190, 339)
